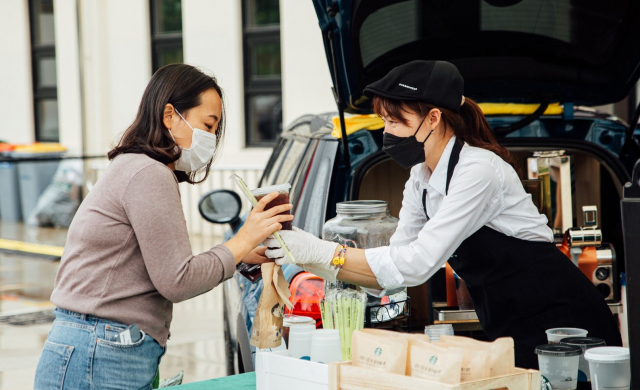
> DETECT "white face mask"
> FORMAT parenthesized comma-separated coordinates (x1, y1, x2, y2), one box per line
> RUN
(170, 109, 218, 172)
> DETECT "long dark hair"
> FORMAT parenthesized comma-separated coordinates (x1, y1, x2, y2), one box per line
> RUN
(108, 64, 226, 184)
(373, 96, 516, 169)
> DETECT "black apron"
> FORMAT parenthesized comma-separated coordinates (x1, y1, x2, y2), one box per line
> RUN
(423, 140, 621, 369)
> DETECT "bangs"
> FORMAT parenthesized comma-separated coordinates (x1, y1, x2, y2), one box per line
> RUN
(372, 96, 422, 126)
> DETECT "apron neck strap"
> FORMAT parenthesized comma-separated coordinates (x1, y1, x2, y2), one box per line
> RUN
(445, 140, 464, 195)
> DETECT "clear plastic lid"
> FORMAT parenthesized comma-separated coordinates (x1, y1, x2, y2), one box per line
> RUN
(535, 344, 583, 357)
(250, 183, 291, 196)
(283, 315, 316, 327)
(584, 347, 630, 363)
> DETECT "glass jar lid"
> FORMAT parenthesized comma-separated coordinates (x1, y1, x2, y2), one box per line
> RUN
(336, 200, 388, 214)
(535, 344, 583, 357)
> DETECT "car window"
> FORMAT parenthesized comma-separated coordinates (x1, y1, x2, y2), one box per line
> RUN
(263, 138, 292, 185)
(294, 140, 339, 237)
(273, 137, 309, 185)
(290, 139, 319, 208)
(359, 0, 630, 68)
(261, 138, 287, 186)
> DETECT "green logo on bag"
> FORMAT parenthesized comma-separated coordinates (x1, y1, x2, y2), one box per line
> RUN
(541, 375, 552, 390)
(429, 356, 438, 365)
(374, 348, 382, 356)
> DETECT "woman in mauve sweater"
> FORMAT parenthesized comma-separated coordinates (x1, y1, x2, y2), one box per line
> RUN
(34, 64, 289, 389)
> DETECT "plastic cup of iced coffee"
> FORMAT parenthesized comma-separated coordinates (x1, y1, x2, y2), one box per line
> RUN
(251, 183, 292, 230)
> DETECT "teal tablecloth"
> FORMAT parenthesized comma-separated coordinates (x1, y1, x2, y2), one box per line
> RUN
(173, 372, 256, 389)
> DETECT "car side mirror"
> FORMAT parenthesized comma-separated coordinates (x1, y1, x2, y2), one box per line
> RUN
(198, 190, 243, 231)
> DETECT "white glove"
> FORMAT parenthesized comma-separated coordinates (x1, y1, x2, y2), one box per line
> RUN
(263, 227, 339, 268)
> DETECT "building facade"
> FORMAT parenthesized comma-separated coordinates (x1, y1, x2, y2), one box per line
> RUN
(0, 0, 337, 167)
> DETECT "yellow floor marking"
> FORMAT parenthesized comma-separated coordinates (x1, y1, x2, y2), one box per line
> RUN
(0, 238, 64, 258)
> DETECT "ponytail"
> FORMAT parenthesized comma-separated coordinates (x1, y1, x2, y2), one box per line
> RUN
(454, 98, 516, 169)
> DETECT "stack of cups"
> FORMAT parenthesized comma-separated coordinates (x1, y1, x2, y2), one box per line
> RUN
(425, 324, 454, 342)
(535, 344, 582, 390)
(584, 347, 631, 390)
(559, 337, 605, 384)
(287, 324, 315, 360)
(310, 329, 342, 364)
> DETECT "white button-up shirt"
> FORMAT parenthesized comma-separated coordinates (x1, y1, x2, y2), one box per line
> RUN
(363, 136, 553, 296)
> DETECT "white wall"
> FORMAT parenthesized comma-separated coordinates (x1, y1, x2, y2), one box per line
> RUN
(54, 0, 83, 155)
(280, 0, 336, 125)
(78, 0, 152, 156)
(0, 1, 35, 144)
(182, 0, 271, 166)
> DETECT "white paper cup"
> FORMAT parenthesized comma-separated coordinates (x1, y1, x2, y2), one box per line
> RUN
(287, 324, 315, 360)
(536, 344, 582, 390)
(283, 315, 315, 346)
(584, 347, 631, 390)
(546, 328, 588, 344)
(310, 329, 342, 364)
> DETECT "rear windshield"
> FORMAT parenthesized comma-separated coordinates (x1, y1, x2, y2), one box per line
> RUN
(356, 0, 633, 69)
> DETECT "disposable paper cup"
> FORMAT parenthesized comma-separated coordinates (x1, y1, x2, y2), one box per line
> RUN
(425, 324, 454, 342)
(546, 328, 588, 344)
(584, 347, 630, 390)
(251, 183, 292, 230)
(287, 324, 315, 360)
(310, 329, 342, 364)
(559, 337, 606, 383)
(282, 315, 316, 346)
(536, 344, 582, 390)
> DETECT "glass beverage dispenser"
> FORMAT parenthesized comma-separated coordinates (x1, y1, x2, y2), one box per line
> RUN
(323, 201, 408, 324)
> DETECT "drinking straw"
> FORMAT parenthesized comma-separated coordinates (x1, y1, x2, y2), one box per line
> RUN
(345, 292, 352, 360)
(230, 174, 296, 264)
(335, 293, 344, 359)
(357, 291, 367, 331)
(318, 287, 325, 328)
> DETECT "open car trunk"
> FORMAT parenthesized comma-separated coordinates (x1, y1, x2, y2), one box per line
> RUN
(314, 0, 640, 112)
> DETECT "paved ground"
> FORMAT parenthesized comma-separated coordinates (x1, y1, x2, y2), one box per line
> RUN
(0, 222, 227, 389)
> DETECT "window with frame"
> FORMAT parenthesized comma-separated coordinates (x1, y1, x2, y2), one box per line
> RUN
(243, 0, 282, 147)
(29, 0, 59, 142)
(150, 0, 183, 73)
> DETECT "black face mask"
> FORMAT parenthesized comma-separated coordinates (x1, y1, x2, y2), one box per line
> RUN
(382, 119, 434, 169)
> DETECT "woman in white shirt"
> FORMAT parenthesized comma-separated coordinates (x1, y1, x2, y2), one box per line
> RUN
(264, 60, 621, 368)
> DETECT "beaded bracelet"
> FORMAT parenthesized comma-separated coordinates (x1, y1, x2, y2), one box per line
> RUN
(332, 245, 348, 270)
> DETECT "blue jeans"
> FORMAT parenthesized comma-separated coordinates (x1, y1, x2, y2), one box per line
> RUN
(34, 308, 166, 390)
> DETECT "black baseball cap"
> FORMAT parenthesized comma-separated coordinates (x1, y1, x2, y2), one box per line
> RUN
(363, 60, 465, 113)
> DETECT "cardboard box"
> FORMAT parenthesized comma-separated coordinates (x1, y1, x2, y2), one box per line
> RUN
(329, 362, 540, 390)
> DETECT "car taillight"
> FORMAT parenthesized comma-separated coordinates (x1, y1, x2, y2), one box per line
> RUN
(286, 272, 324, 328)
